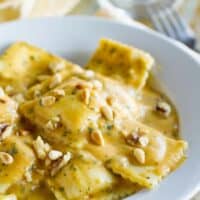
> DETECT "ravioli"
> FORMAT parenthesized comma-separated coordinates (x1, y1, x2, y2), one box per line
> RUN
(105, 121, 187, 188)
(0, 40, 188, 200)
(0, 42, 79, 95)
(86, 38, 154, 89)
(19, 73, 143, 146)
(19, 78, 97, 146)
(0, 136, 35, 193)
(48, 151, 115, 200)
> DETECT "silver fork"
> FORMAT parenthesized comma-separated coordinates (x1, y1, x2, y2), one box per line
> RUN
(147, 4, 199, 52)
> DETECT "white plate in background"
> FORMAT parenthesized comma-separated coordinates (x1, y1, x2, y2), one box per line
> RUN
(0, 16, 199, 200)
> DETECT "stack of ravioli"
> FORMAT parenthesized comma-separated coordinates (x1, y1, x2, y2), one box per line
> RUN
(0, 39, 187, 200)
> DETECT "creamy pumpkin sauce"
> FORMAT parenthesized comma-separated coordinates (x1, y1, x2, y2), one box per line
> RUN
(0, 39, 187, 200)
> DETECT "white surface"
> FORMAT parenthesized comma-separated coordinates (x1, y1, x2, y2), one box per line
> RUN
(0, 16, 199, 200)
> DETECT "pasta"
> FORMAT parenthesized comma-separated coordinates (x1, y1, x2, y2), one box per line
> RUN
(0, 39, 187, 200)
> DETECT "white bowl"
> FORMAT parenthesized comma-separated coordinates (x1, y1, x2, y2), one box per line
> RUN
(0, 16, 199, 200)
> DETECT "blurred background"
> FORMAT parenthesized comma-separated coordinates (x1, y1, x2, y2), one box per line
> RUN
(0, 0, 199, 51)
(0, 0, 199, 197)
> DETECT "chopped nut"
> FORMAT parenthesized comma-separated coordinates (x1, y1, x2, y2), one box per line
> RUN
(84, 70, 95, 78)
(49, 61, 65, 73)
(138, 136, 149, 147)
(0, 87, 5, 98)
(45, 120, 54, 131)
(0, 124, 13, 140)
(133, 148, 145, 164)
(5, 85, 14, 94)
(52, 116, 60, 123)
(52, 89, 65, 97)
(92, 80, 103, 90)
(155, 100, 171, 117)
(48, 150, 63, 160)
(80, 88, 90, 105)
(45, 116, 61, 131)
(31, 185, 38, 191)
(24, 168, 32, 182)
(49, 73, 62, 88)
(13, 93, 25, 103)
(126, 132, 139, 146)
(51, 152, 71, 176)
(33, 136, 51, 160)
(101, 106, 113, 121)
(90, 130, 104, 146)
(106, 96, 115, 106)
(0, 152, 14, 165)
(40, 96, 56, 106)
(75, 82, 93, 90)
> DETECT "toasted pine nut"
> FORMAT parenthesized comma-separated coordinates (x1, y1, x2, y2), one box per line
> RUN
(40, 96, 56, 106)
(49, 74, 62, 89)
(49, 61, 65, 73)
(101, 106, 113, 121)
(52, 89, 65, 97)
(90, 130, 104, 146)
(51, 152, 71, 176)
(0, 124, 13, 140)
(155, 100, 171, 117)
(48, 150, 63, 160)
(84, 70, 95, 78)
(24, 169, 32, 182)
(92, 80, 102, 90)
(80, 89, 90, 105)
(133, 148, 145, 164)
(0, 152, 14, 165)
(138, 136, 149, 147)
(106, 96, 115, 106)
(33, 136, 51, 160)
(0, 87, 5, 98)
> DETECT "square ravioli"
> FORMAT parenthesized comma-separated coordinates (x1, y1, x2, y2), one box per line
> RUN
(83, 119, 187, 189)
(19, 73, 142, 146)
(0, 42, 80, 95)
(105, 121, 187, 188)
(19, 78, 98, 146)
(0, 136, 35, 193)
(86, 38, 154, 89)
(47, 151, 115, 200)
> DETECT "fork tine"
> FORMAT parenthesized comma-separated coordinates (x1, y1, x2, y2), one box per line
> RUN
(156, 4, 177, 38)
(147, 6, 166, 34)
(147, 5, 177, 38)
(172, 9, 189, 31)
(170, 8, 195, 37)
(164, 7, 182, 35)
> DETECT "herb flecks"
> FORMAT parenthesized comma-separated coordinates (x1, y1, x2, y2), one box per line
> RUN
(88, 127, 93, 134)
(106, 124, 113, 130)
(8, 143, 18, 156)
(30, 55, 36, 61)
